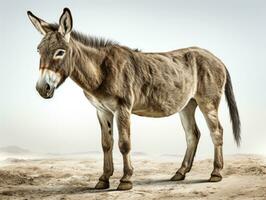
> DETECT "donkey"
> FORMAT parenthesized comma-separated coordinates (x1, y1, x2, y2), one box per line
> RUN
(27, 8, 240, 190)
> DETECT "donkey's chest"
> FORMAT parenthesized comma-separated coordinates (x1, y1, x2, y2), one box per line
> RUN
(84, 91, 117, 113)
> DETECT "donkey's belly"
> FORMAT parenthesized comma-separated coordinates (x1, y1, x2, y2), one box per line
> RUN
(132, 109, 179, 117)
(132, 101, 189, 117)
(132, 92, 192, 118)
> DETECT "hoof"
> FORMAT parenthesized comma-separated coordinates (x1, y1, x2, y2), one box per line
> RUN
(117, 181, 133, 190)
(170, 172, 185, 181)
(209, 175, 222, 182)
(95, 180, 110, 189)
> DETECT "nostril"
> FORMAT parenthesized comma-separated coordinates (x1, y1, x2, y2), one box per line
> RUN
(45, 83, 50, 92)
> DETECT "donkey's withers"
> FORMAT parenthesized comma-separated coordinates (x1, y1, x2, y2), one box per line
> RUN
(28, 8, 240, 190)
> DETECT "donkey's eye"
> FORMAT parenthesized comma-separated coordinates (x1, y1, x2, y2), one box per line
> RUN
(54, 49, 66, 59)
(56, 50, 65, 56)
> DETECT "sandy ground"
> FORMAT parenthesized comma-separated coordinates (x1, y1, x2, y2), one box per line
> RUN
(0, 153, 265, 200)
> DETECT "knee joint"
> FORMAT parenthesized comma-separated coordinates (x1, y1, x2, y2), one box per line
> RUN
(119, 140, 131, 154)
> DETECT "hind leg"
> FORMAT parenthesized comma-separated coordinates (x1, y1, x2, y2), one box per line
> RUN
(197, 98, 224, 182)
(171, 99, 200, 181)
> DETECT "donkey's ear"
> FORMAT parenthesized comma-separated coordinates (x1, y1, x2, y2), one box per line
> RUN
(58, 8, 73, 42)
(27, 11, 51, 35)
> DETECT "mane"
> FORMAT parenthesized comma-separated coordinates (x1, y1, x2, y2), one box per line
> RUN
(49, 24, 118, 49)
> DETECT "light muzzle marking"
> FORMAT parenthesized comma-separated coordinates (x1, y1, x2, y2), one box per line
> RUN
(38, 69, 61, 88)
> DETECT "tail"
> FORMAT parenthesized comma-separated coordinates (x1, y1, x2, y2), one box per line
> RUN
(225, 68, 241, 146)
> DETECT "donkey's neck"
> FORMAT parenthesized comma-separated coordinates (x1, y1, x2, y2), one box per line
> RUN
(69, 40, 106, 92)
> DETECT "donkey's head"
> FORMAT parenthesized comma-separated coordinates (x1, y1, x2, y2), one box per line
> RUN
(27, 8, 73, 99)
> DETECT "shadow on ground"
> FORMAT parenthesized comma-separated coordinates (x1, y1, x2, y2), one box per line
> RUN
(0, 178, 210, 198)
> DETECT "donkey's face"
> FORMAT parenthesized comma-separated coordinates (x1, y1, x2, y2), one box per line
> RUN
(27, 8, 73, 99)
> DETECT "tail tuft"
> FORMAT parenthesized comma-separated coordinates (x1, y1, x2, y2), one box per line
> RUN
(225, 68, 241, 146)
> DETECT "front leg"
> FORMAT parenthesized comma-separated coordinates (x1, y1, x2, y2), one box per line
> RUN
(95, 110, 114, 189)
(116, 105, 134, 190)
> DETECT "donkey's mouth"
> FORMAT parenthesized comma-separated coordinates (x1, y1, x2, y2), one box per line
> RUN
(44, 90, 54, 99)
(39, 91, 54, 99)
(43, 88, 55, 99)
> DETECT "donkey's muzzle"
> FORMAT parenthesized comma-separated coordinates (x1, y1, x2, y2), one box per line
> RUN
(36, 81, 55, 99)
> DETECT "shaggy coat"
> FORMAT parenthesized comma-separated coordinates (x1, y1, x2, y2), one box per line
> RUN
(28, 8, 240, 190)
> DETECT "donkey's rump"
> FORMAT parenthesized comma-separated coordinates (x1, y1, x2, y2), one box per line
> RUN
(193, 48, 227, 101)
